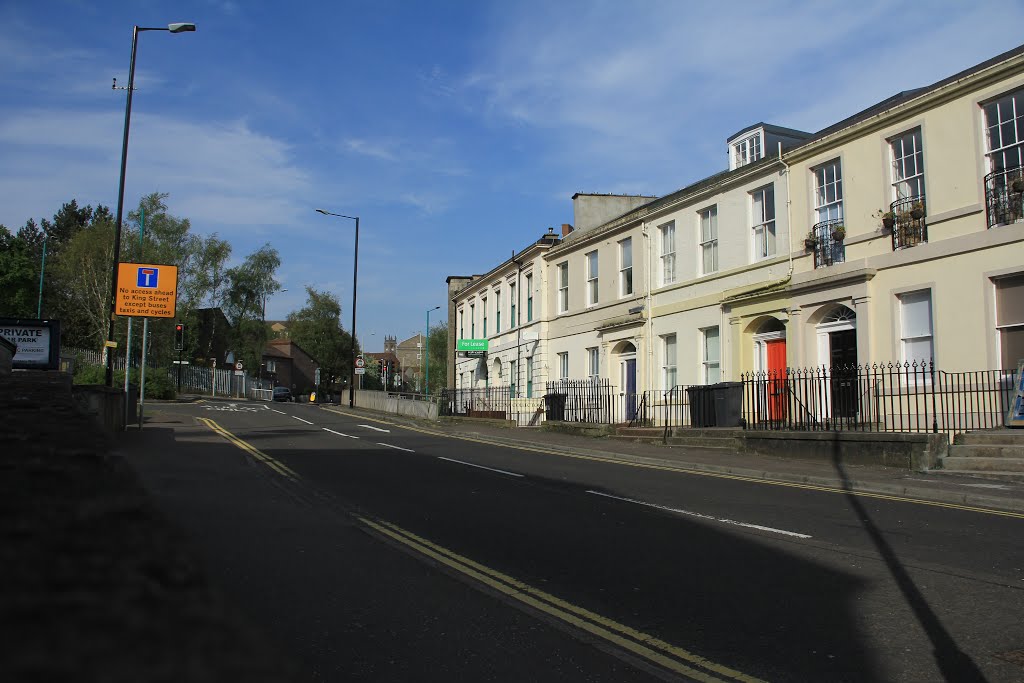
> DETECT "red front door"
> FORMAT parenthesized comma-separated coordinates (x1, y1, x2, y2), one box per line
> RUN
(766, 340, 787, 421)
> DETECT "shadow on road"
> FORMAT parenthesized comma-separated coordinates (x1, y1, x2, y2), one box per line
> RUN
(829, 435, 988, 682)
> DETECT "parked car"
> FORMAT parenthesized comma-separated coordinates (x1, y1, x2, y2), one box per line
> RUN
(272, 386, 293, 402)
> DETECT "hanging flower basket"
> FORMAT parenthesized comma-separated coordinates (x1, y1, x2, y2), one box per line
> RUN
(910, 203, 925, 220)
(1011, 178, 1024, 194)
(831, 226, 846, 241)
(881, 214, 895, 231)
(804, 236, 818, 250)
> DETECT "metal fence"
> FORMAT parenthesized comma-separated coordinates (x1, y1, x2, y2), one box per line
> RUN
(544, 378, 621, 424)
(629, 384, 714, 429)
(741, 362, 1018, 435)
(439, 386, 513, 418)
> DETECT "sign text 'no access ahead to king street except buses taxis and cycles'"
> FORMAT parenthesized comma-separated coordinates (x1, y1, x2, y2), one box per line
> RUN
(115, 263, 179, 318)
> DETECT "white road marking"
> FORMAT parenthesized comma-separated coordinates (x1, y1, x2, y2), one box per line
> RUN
(359, 424, 391, 433)
(272, 409, 286, 415)
(586, 490, 812, 539)
(437, 456, 524, 478)
(291, 416, 314, 425)
(323, 428, 359, 439)
(377, 442, 415, 453)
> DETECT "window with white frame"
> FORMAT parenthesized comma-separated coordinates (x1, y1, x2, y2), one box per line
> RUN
(470, 303, 475, 338)
(751, 186, 776, 260)
(619, 238, 633, 297)
(459, 309, 464, 339)
(509, 359, 517, 398)
(558, 352, 569, 379)
(495, 289, 502, 333)
(526, 358, 533, 398)
(663, 334, 677, 390)
(587, 347, 599, 378)
(899, 290, 934, 364)
(557, 263, 568, 313)
(996, 273, 1024, 369)
(702, 327, 721, 383)
(526, 273, 533, 322)
(699, 206, 718, 275)
(814, 159, 844, 224)
(509, 282, 516, 327)
(732, 132, 762, 169)
(660, 221, 676, 285)
(984, 88, 1024, 172)
(890, 128, 925, 201)
(586, 251, 599, 305)
(482, 297, 488, 337)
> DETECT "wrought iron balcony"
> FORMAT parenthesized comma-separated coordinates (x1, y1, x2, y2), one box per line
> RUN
(985, 167, 1024, 228)
(806, 218, 846, 268)
(889, 194, 927, 250)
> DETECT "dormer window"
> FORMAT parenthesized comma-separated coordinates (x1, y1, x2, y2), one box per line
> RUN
(733, 132, 762, 169)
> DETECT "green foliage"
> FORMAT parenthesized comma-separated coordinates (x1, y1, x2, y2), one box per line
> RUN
(223, 243, 282, 374)
(287, 286, 359, 393)
(426, 321, 448, 395)
(0, 225, 40, 317)
(72, 363, 176, 399)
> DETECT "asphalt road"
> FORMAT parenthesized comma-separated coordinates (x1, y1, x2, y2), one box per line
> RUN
(123, 400, 1024, 682)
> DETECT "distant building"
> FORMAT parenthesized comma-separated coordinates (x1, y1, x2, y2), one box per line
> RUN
(261, 338, 319, 394)
(366, 335, 401, 390)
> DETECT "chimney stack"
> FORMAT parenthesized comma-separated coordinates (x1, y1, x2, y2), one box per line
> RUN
(561, 223, 574, 237)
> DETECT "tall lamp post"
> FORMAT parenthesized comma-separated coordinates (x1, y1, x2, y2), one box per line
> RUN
(105, 22, 196, 387)
(424, 305, 440, 396)
(314, 209, 360, 408)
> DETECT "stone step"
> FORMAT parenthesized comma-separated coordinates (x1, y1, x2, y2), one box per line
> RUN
(953, 430, 1024, 446)
(947, 444, 1024, 459)
(940, 456, 1024, 472)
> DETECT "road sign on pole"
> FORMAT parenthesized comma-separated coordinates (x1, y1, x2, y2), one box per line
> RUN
(115, 263, 178, 318)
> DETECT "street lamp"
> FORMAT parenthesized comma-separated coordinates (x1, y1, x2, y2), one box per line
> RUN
(104, 22, 196, 387)
(314, 209, 360, 408)
(425, 305, 440, 396)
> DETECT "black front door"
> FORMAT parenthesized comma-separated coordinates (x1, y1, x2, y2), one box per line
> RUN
(829, 329, 858, 420)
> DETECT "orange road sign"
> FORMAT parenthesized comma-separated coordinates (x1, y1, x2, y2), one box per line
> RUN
(115, 263, 178, 318)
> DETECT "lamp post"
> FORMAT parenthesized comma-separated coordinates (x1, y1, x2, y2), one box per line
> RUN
(36, 231, 48, 318)
(314, 209, 360, 408)
(104, 22, 196, 387)
(425, 305, 440, 396)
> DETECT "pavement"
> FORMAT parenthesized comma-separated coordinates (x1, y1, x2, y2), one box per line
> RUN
(314, 403, 1024, 515)
(0, 374, 295, 682)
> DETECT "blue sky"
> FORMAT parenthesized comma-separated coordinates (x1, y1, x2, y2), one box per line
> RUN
(1, 1, 1022, 351)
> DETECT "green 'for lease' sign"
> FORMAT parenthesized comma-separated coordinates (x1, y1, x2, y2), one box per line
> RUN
(457, 339, 488, 352)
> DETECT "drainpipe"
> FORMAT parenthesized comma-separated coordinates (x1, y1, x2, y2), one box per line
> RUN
(644, 219, 653, 394)
(780, 141, 794, 279)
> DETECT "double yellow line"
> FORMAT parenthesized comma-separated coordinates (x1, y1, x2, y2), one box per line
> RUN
(198, 417, 299, 480)
(198, 417, 761, 682)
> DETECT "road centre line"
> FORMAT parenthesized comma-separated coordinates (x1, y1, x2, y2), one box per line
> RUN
(291, 415, 314, 425)
(437, 456, 524, 478)
(323, 428, 359, 439)
(359, 424, 391, 433)
(376, 442, 415, 452)
(316, 407, 1024, 520)
(587, 491, 812, 539)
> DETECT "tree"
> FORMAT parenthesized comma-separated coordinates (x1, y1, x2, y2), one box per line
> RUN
(426, 321, 448, 395)
(223, 244, 281, 373)
(0, 225, 40, 317)
(50, 217, 117, 349)
(286, 287, 359, 394)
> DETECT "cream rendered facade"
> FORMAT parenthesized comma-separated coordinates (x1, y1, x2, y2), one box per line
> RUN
(451, 233, 557, 398)
(447, 44, 1024, 400)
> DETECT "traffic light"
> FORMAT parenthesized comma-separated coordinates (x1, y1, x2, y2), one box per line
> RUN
(174, 323, 184, 351)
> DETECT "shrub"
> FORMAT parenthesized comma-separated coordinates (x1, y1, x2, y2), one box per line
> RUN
(72, 364, 177, 400)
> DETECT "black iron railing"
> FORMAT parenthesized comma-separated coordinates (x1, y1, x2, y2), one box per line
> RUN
(984, 167, 1024, 228)
(808, 218, 845, 268)
(439, 386, 512, 418)
(544, 378, 620, 424)
(741, 362, 1018, 435)
(890, 194, 927, 250)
